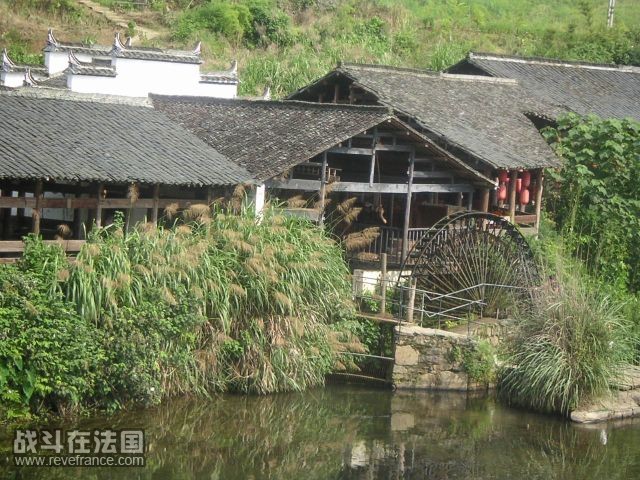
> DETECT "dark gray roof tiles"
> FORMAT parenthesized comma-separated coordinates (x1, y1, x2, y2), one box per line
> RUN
(66, 64, 116, 77)
(447, 52, 640, 121)
(294, 63, 560, 169)
(151, 96, 395, 181)
(0, 91, 252, 186)
(43, 42, 111, 57)
(111, 47, 202, 64)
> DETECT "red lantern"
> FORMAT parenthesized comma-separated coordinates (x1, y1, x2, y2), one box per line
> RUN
(516, 178, 522, 193)
(498, 184, 507, 201)
(498, 170, 509, 183)
(520, 188, 530, 205)
(521, 170, 531, 188)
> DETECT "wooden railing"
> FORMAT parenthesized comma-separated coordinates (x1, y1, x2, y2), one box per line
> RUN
(0, 240, 85, 263)
(348, 224, 431, 266)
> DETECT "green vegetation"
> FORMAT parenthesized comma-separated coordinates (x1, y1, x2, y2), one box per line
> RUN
(499, 248, 636, 415)
(498, 114, 640, 416)
(543, 114, 640, 294)
(3, 1, 639, 95)
(0, 202, 358, 421)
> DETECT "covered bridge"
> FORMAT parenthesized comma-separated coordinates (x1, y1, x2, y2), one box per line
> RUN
(0, 90, 252, 257)
(152, 96, 495, 266)
(287, 63, 562, 232)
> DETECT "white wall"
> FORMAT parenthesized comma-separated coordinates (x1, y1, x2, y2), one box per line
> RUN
(44, 51, 69, 75)
(0, 71, 24, 88)
(66, 57, 238, 98)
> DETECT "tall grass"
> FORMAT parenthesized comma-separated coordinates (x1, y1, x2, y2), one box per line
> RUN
(65, 203, 355, 396)
(499, 250, 637, 415)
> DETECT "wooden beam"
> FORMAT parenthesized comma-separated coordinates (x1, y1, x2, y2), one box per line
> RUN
(265, 178, 475, 194)
(375, 144, 413, 152)
(509, 170, 518, 223)
(151, 184, 160, 225)
(328, 146, 372, 156)
(319, 151, 328, 226)
(32, 180, 43, 235)
(401, 148, 415, 262)
(534, 169, 544, 234)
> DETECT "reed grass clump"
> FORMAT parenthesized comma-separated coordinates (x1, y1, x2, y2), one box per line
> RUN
(64, 204, 354, 398)
(499, 258, 636, 416)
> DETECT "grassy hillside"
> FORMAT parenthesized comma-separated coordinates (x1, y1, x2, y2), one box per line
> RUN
(2, 0, 639, 97)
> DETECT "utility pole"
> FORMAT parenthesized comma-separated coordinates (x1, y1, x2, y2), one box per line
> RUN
(607, 0, 616, 28)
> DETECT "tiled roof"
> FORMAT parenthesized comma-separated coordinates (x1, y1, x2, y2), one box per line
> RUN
(447, 52, 640, 121)
(151, 96, 395, 181)
(111, 46, 201, 64)
(43, 42, 111, 57)
(0, 91, 252, 186)
(290, 63, 560, 169)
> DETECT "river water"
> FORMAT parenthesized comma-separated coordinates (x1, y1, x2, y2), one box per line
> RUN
(1, 385, 639, 479)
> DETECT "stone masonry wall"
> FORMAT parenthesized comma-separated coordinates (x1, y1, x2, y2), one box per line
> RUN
(393, 324, 486, 391)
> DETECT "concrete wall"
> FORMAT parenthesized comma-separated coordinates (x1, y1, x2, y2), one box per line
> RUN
(393, 324, 487, 391)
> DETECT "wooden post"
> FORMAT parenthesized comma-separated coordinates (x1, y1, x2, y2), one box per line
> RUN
(466, 191, 474, 211)
(481, 188, 490, 212)
(380, 253, 387, 314)
(333, 83, 339, 103)
(206, 186, 213, 205)
(406, 279, 417, 323)
(509, 170, 518, 223)
(534, 169, 544, 234)
(401, 148, 415, 262)
(32, 180, 43, 235)
(319, 151, 328, 226)
(151, 184, 160, 225)
(95, 183, 104, 228)
(389, 194, 395, 226)
(456, 192, 463, 207)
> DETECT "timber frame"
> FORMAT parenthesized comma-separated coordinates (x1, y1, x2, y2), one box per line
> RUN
(0, 179, 224, 258)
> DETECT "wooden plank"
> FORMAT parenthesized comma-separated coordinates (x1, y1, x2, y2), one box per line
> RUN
(375, 143, 413, 152)
(0, 197, 36, 208)
(151, 184, 160, 225)
(401, 148, 415, 262)
(481, 188, 490, 212)
(534, 169, 544, 234)
(95, 183, 104, 228)
(509, 170, 518, 223)
(369, 128, 378, 186)
(32, 180, 43, 235)
(318, 151, 328, 226)
(0, 239, 85, 253)
(265, 178, 474, 194)
(412, 171, 454, 179)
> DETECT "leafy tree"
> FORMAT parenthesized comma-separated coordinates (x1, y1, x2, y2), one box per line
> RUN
(543, 114, 640, 292)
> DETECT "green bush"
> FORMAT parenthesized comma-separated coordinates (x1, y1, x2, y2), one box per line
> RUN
(0, 240, 102, 420)
(499, 256, 636, 415)
(543, 114, 640, 293)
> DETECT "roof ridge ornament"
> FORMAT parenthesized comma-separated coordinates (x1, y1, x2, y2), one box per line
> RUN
(111, 32, 126, 54)
(125, 36, 133, 48)
(193, 41, 202, 55)
(2, 48, 16, 72)
(229, 60, 237, 75)
(23, 68, 38, 87)
(47, 28, 59, 47)
(262, 86, 271, 100)
(68, 50, 82, 67)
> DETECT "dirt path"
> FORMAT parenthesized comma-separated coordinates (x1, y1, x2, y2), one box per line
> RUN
(75, 0, 162, 40)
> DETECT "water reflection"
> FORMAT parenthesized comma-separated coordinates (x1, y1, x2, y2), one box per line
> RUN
(1, 386, 639, 479)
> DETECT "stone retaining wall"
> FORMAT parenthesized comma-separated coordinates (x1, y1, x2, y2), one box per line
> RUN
(392, 324, 487, 391)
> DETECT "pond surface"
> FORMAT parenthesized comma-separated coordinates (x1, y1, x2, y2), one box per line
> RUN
(1, 385, 639, 479)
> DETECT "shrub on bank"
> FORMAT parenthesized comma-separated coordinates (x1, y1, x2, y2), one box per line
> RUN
(499, 250, 637, 415)
(0, 205, 355, 420)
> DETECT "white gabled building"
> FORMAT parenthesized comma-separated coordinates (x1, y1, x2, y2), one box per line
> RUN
(1, 29, 238, 99)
